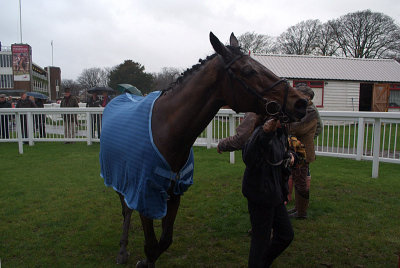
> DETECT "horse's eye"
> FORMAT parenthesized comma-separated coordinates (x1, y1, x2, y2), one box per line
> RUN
(241, 66, 257, 77)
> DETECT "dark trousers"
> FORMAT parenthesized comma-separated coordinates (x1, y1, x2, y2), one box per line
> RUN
(247, 201, 294, 268)
(35, 114, 46, 138)
(0, 115, 10, 139)
(19, 114, 28, 139)
(91, 114, 101, 138)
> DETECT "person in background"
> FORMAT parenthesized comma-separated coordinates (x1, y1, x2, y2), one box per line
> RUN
(0, 94, 12, 139)
(60, 87, 79, 143)
(287, 83, 322, 219)
(98, 91, 111, 139)
(34, 98, 46, 138)
(217, 112, 262, 153)
(86, 93, 101, 139)
(7, 96, 14, 108)
(101, 91, 111, 107)
(16, 92, 37, 143)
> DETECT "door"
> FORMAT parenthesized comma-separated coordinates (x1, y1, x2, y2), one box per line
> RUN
(372, 84, 389, 112)
(359, 83, 373, 111)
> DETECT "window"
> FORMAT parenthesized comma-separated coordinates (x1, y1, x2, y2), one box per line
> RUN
(389, 84, 400, 108)
(293, 80, 324, 107)
(0, 54, 12, 67)
(0, 75, 13, 88)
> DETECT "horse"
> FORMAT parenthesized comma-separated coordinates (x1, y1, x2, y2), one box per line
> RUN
(99, 32, 308, 267)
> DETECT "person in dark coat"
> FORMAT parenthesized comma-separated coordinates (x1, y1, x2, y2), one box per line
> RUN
(86, 93, 101, 138)
(242, 118, 295, 268)
(60, 87, 79, 142)
(16, 92, 37, 142)
(34, 98, 46, 138)
(0, 94, 12, 139)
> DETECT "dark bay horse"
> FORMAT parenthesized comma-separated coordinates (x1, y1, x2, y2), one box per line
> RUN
(100, 32, 307, 267)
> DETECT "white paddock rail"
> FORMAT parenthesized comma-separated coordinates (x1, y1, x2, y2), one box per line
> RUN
(1, 108, 399, 178)
(196, 110, 400, 178)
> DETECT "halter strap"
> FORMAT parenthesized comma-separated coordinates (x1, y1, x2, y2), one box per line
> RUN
(221, 54, 290, 119)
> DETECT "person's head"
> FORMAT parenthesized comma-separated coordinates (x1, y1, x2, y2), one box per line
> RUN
(295, 83, 314, 101)
(92, 93, 97, 99)
(20, 92, 27, 100)
(0, 94, 6, 101)
(64, 87, 71, 97)
(102, 91, 108, 97)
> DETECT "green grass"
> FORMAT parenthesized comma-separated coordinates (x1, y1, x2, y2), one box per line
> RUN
(0, 143, 399, 267)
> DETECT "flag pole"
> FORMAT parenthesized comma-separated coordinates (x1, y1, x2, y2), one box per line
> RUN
(19, 0, 23, 43)
(51, 40, 54, 66)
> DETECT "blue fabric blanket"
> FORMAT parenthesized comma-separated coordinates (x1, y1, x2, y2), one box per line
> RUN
(99, 91, 194, 219)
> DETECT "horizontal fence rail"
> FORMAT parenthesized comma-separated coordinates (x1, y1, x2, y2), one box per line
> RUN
(1, 108, 399, 178)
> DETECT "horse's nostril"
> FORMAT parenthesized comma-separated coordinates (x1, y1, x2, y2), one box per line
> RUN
(294, 98, 308, 119)
(295, 98, 308, 109)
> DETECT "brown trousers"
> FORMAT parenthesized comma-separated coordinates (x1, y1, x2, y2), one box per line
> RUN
(291, 162, 309, 199)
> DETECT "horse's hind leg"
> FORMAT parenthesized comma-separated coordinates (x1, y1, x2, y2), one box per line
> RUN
(116, 192, 133, 264)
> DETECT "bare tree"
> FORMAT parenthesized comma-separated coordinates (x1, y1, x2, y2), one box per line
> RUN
(77, 67, 110, 90)
(329, 10, 400, 58)
(277, 19, 321, 55)
(237, 31, 277, 54)
(61, 79, 82, 96)
(315, 22, 341, 56)
(151, 67, 182, 91)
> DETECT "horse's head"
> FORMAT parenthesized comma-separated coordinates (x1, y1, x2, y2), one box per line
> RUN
(210, 32, 307, 122)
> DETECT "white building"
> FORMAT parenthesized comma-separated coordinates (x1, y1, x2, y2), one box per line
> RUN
(252, 54, 400, 112)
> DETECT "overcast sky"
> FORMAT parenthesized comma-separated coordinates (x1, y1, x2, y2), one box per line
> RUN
(1, 0, 399, 81)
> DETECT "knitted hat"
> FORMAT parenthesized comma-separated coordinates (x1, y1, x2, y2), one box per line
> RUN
(296, 83, 314, 100)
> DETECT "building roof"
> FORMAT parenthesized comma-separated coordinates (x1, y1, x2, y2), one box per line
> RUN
(252, 54, 400, 83)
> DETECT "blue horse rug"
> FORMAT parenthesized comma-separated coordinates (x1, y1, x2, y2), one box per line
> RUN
(99, 91, 194, 219)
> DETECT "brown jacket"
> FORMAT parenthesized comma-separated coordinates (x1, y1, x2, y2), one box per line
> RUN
(217, 112, 263, 152)
(288, 102, 319, 163)
(60, 95, 79, 122)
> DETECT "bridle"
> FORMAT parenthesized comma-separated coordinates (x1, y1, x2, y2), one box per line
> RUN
(222, 54, 290, 123)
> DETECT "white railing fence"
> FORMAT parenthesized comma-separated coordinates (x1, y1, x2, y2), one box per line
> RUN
(1, 108, 399, 178)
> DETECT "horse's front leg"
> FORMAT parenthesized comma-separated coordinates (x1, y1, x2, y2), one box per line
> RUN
(116, 192, 133, 264)
(136, 215, 158, 268)
(136, 194, 181, 268)
(159, 193, 181, 253)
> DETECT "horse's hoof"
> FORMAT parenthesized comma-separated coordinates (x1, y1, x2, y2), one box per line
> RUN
(136, 260, 155, 268)
(116, 250, 129, 264)
(136, 260, 146, 268)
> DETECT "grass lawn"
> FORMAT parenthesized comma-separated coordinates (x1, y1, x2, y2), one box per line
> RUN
(0, 142, 399, 267)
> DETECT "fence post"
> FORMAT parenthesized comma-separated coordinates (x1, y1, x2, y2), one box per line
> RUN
(206, 121, 212, 149)
(356, 117, 365, 161)
(372, 118, 381, 178)
(16, 112, 23, 154)
(86, 112, 92, 145)
(27, 112, 34, 146)
(229, 114, 235, 164)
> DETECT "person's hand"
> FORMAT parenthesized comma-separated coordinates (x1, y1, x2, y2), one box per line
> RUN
(262, 119, 279, 133)
(290, 153, 295, 165)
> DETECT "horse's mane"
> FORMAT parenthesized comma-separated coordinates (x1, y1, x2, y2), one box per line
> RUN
(161, 45, 244, 93)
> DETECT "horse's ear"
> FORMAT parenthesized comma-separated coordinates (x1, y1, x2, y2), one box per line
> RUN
(210, 32, 230, 58)
(230, 33, 239, 47)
